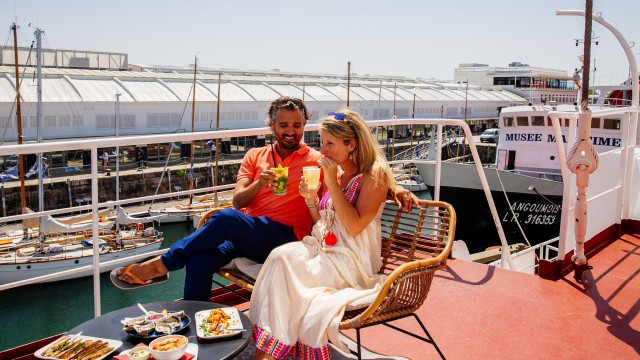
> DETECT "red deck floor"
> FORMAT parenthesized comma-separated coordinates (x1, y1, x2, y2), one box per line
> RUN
(343, 231, 640, 359)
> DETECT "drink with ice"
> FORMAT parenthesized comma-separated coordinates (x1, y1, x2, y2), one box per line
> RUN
(271, 164, 289, 196)
(303, 166, 321, 190)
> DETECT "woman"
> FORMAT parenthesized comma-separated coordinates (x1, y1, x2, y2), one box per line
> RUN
(250, 109, 395, 360)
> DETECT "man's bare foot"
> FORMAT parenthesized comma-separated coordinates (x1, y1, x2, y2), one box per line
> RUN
(117, 257, 168, 284)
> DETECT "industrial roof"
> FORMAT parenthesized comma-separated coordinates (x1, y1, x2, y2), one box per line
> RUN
(0, 65, 526, 104)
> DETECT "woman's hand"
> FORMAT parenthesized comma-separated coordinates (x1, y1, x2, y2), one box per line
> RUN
(392, 186, 421, 212)
(299, 178, 318, 203)
(317, 157, 339, 189)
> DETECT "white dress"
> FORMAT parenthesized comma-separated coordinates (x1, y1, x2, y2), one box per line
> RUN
(250, 174, 386, 359)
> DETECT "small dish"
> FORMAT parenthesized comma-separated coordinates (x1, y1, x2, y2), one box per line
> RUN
(127, 346, 151, 360)
(144, 312, 166, 323)
(194, 307, 243, 339)
(149, 335, 188, 360)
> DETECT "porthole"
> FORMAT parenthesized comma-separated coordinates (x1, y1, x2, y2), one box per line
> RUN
(550, 156, 555, 161)
(16, 266, 21, 270)
(75, 260, 80, 264)
(27, 265, 31, 269)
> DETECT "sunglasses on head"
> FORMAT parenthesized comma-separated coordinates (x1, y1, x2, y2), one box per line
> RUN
(274, 98, 303, 108)
(328, 112, 357, 135)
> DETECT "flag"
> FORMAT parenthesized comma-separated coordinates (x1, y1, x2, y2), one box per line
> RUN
(0, 166, 18, 183)
(25, 162, 48, 179)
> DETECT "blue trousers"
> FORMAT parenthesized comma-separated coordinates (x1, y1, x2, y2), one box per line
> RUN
(161, 208, 297, 301)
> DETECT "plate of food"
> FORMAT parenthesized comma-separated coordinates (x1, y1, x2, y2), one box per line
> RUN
(195, 307, 244, 339)
(34, 334, 121, 360)
(121, 310, 191, 339)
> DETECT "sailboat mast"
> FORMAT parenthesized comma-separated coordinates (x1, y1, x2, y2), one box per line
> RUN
(115, 93, 121, 244)
(189, 57, 197, 194)
(35, 28, 44, 244)
(214, 73, 221, 202)
(11, 24, 27, 211)
(346, 61, 351, 108)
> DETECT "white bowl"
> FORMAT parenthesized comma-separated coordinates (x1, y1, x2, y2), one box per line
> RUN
(128, 346, 151, 360)
(144, 312, 167, 323)
(149, 335, 188, 360)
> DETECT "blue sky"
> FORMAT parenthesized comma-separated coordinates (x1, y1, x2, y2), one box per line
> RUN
(2, 0, 639, 85)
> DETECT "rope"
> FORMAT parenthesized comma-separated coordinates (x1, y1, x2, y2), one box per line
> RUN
(148, 142, 176, 210)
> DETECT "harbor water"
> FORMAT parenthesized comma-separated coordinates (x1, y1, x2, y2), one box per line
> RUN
(0, 190, 430, 352)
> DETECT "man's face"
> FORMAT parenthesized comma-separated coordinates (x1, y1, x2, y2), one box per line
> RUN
(271, 109, 305, 151)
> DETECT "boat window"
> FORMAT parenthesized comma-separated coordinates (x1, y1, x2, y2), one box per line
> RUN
(546, 117, 557, 126)
(591, 117, 601, 129)
(532, 116, 545, 126)
(603, 118, 621, 130)
(503, 117, 514, 127)
(564, 118, 571, 127)
(516, 117, 529, 126)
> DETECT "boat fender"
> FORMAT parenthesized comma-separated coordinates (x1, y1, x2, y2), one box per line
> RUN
(452, 240, 471, 261)
(49, 243, 63, 253)
(143, 227, 155, 237)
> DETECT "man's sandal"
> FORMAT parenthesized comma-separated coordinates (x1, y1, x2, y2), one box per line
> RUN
(110, 264, 169, 290)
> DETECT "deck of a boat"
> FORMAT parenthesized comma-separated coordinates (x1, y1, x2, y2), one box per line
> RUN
(333, 230, 639, 359)
(222, 229, 639, 359)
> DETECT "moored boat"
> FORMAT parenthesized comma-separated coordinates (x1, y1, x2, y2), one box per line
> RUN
(416, 102, 628, 253)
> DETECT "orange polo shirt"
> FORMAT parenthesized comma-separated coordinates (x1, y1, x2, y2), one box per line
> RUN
(237, 143, 322, 240)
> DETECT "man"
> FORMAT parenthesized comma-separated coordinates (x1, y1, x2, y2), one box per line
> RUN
(101, 150, 109, 172)
(115, 96, 418, 301)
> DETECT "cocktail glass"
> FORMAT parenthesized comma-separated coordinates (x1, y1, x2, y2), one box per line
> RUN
(303, 166, 321, 190)
(271, 166, 289, 196)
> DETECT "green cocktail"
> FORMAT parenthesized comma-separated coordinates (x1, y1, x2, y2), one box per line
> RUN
(271, 165, 289, 196)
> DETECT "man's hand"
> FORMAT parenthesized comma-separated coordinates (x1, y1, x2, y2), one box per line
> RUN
(257, 169, 277, 190)
(392, 186, 420, 212)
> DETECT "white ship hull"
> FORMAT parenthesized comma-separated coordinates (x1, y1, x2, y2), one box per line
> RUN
(0, 240, 162, 285)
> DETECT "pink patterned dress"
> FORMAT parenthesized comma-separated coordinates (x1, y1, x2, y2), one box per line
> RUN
(250, 174, 386, 359)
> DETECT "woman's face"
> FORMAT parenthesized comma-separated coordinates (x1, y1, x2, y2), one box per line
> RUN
(319, 131, 352, 164)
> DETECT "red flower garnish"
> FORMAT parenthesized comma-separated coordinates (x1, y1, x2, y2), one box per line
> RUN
(324, 232, 337, 246)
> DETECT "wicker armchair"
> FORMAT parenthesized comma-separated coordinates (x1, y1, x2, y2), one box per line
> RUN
(198, 199, 456, 359)
(339, 199, 455, 359)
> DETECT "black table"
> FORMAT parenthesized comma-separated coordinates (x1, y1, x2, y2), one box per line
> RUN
(67, 301, 251, 360)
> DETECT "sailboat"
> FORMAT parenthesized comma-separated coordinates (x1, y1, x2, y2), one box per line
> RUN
(0, 27, 165, 285)
(149, 61, 232, 226)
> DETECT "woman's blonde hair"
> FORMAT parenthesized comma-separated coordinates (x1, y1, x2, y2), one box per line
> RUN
(319, 109, 394, 188)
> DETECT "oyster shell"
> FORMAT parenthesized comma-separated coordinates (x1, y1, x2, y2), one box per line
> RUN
(166, 310, 185, 319)
(121, 316, 146, 331)
(163, 316, 180, 328)
(133, 323, 155, 336)
(154, 321, 175, 334)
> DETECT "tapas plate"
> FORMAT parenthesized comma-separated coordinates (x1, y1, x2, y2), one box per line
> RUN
(34, 335, 122, 360)
(195, 307, 244, 339)
(125, 315, 191, 339)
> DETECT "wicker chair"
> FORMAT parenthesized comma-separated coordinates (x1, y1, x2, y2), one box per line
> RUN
(339, 199, 455, 359)
(198, 199, 456, 359)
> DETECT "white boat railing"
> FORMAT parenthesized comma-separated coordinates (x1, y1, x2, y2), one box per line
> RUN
(488, 237, 560, 273)
(7, 112, 637, 314)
